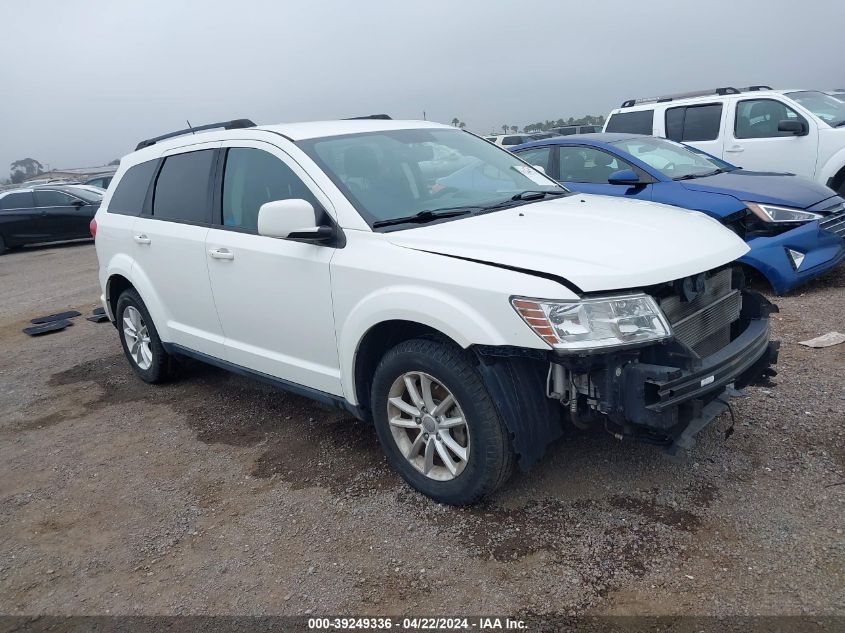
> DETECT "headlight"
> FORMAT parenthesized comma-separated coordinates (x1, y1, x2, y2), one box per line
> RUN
(745, 202, 823, 224)
(512, 294, 672, 351)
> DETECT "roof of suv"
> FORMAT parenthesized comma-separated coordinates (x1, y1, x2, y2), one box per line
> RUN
(130, 119, 451, 160)
(611, 87, 810, 112)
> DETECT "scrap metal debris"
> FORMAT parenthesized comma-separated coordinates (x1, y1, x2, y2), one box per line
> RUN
(798, 331, 845, 348)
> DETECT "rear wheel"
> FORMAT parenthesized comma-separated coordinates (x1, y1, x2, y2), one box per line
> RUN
(370, 338, 514, 505)
(116, 288, 173, 383)
(0, 235, 7, 255)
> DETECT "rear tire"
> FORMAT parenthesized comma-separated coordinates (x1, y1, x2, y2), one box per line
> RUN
(370, 338, 514, 505)
(0, 235, 7, 255)
(116, 288, 174, 383)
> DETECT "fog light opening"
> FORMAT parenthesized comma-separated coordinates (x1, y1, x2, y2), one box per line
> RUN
(787, 248, 805, 270)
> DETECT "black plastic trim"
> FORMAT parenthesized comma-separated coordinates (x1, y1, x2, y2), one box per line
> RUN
(162, 343, 364, 419)
(136, 119, 255, 151)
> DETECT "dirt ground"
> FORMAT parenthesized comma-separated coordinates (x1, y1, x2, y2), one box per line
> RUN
(0, 242, 842, 618)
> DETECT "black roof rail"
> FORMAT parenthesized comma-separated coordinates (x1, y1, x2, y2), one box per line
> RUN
(743, 85, 772, 91)
(621, 87, 741, 108)
(343, 114, 392, 120)
(135, 119, 256, 151)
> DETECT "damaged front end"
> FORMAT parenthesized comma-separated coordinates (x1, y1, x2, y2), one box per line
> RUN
(474, 265, 779, 469)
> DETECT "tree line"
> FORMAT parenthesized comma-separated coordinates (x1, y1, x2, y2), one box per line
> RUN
(449, 114, 605, 135)
(4, 158, 121, 185)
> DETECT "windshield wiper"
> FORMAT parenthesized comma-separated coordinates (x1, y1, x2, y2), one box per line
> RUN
(372, 207, 475, 228)
(675, 169, 724, 180)
(510, 190, 569, 201)
(471, 189, 570, 215)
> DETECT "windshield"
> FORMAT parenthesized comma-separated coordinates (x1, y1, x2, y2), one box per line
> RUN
(297, 128, 565, 228)
(610, 136, 733, 179)
(786, 91, 845, 127)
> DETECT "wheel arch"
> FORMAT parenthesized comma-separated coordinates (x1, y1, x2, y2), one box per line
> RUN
(819, 150, 845, 195)
(352, 319, 461, 418)
(827, 163, 845, 196)
(104, 261, 169, 338)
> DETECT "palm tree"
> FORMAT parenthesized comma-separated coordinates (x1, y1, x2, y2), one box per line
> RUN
(510, 126, 517, 134)
(451, 118, 460, 127)
(502, 125, 508, 133)
(458, 121, 466, 129)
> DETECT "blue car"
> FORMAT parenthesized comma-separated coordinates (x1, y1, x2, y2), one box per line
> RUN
(510, 133, 845, 294)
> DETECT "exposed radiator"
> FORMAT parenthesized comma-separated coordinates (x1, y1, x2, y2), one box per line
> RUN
(657, 268, 741, 357)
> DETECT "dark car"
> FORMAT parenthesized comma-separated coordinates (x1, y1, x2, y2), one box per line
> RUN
(85, 174, 114, 189)
(0, 185, 101, 253)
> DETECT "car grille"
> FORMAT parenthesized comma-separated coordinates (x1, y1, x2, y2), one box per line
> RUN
(657, 268, 742, 357)
(820, 209, 845, 239)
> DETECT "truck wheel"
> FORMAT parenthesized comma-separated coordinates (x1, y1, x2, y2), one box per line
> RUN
(370, 338, 514, 505)
(116, 288, 174, 383)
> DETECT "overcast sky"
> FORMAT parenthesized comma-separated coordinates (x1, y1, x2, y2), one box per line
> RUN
(1, 0, 843, 175)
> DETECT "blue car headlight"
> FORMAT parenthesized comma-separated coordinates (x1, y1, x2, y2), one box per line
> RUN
(745, 202, 823, 224)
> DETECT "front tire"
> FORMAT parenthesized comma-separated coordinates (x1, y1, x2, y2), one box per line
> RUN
(370, 338, 514, 505)
(116, 288, 173, 383)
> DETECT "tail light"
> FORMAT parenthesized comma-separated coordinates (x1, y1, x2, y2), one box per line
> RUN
(89, 218, 97, 238)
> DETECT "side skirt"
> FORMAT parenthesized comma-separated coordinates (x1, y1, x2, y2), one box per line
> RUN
(162, 343, 365, 420)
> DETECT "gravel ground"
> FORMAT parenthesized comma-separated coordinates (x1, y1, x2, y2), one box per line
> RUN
(0, 242, 842, 618)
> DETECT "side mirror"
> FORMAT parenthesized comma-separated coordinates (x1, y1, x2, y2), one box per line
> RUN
(777, 120, 808, 136)
(257, 199, 334, 243)
(607, 169, 642, 186)
(72, 199, 86, 207)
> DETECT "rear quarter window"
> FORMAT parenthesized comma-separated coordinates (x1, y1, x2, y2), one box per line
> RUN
(108, 160, 158, 216)
(0, 191, 35, 210)
(605, 110, 654, 134)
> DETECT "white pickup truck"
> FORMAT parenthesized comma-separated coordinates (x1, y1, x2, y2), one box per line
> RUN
(604, 87, 845, 195)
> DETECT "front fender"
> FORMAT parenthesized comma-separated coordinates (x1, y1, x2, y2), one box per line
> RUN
(338, 284, 545, 405)
(818, 148, 845, 187)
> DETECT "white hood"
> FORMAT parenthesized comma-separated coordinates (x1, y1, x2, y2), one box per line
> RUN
(386, 194, 749, 292)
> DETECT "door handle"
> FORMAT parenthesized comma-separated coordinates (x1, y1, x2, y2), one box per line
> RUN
(725, 145, 744, 153)
(208, 248, 234, 260)
(133, 234, 151, 244)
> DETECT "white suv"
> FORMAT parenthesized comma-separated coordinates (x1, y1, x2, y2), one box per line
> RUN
(604, 86, 845, 195)
(94, 117, 778, 504)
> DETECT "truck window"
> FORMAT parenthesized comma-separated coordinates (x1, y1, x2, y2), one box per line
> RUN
(735, 99, 806, 139)
(665, 104, 723, 142)
(605, 110, 654, 135)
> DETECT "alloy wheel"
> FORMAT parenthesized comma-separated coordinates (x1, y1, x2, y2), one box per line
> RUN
(386, 371, 470, 481)
(122, 306, 153, 370)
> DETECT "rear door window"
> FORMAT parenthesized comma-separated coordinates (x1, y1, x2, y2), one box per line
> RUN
(605, 110, 654, 134)
(514, 146, 552, 172)
(665, 104, 723, 142)
(0, 192, 35, 210)
(502, 136, 523, 145)
(108, 160, 158, 216)
(152, 150, 215, 223)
